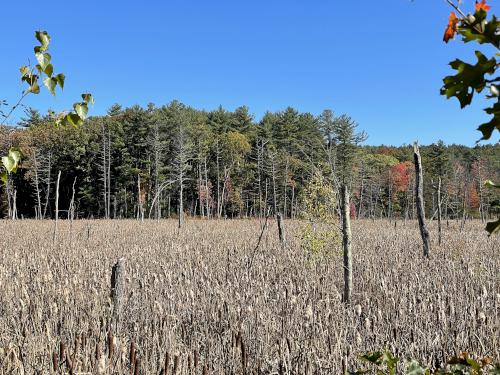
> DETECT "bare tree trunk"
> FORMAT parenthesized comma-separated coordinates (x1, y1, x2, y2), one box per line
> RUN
(216, 139, 221, 218)
(204, 156, 210, 219)
(178, 169, 184, 229)
(413, 143, 430, 257)
(137, 174, 144, 222)
(53, 170, 61, 243)
(357, 173, 364, 220)
(283, 156, 289, 218)
(460, 176, 468, 231)
(69, 176, 77, 221)
(264, 178, 269, 215)
(33, 150, 42, 219)
(341, 184, 353, 304)
(101, 122, 108, 219)
(6, 176, 12, 219)
(437, 177, 442, 246)
(12, 189, 17, 220)
(257, 140, 264, 219)
(477, 162, 485, 223)
(107, 127, 112, 219)
(198, 162, 204, 218)
(271, 156, 278, 215)
(42, 152, 52, 219)
(220, 169, 227, 218)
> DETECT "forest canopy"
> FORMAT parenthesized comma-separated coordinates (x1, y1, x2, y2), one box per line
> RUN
(1, 103, 499, 221)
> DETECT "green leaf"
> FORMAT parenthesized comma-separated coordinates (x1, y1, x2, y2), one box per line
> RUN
(477, 99, 500, 140)
(55, 73, 65, 89)
(64, 113, 83, 127)
(44, 63, 53, 77)
(405, 360, 428, 375)
(359, 352, 384, 365)
(0, 171, 7, 185)
(35, 30, 50, 51)
(8, 148, 22, 164)
(381, 351, 399, 374)
(441, 51, 497, 108)
(74, 102, 88, 120)
(19, 65, 30, 78)
(43, 77, 57, 96)
(459, 13, 500, 48)
(486, 218, 500, 236)
(35, 52, 51, 71)
(27, 81, 40, 94)
(1, 156, 16, 173)
(22, 72, 38, 85)
(484, 180, 500, 189)
(81, 93, 94, 105)
(466, 357, 481, 372)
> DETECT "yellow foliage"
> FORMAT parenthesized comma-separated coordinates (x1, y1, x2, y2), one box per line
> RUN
(299, 170, 340, 257)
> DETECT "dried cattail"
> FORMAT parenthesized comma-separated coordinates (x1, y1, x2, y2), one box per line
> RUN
(235, 332, 241, 350)
(81, 333, 87, 349)
(95, 343, 101, 361)
(202, 364, 208, 375)
(194, 350, 199, 369)
(108, 330, 114, 359)
(188, 353, 192, 370)
(240, 340, 246, 374)
(173, 354, 180, 374)
(59, 342, 66, 363)
(129, 341, 136, 367)
(52, 351, 58, 371)
(134, 357, 140, 375)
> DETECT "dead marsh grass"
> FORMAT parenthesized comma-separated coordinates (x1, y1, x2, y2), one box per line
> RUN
(0, 219, 498, 374)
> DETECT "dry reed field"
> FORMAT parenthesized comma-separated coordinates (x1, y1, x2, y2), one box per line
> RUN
(0, 219, 498, 374)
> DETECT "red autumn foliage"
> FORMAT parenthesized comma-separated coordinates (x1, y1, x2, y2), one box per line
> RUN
(376, 146, 398, 156)
(350, 202, 357, 219)
(444, 12, 459, 43)
(391, 161, 412, 194)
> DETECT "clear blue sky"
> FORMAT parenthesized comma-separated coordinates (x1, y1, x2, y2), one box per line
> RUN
(2, 0, 499, 146)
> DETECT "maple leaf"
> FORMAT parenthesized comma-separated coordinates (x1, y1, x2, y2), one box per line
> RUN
(475, 0, 491, 12)
(443, 12, 460, 43)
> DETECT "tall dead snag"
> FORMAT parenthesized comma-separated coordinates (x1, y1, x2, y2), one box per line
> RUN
(110, 258, 125, 334)
(276, 212, 285, 246)
(330, 114, 365, 304)
(413, 143, 430, 257)
(341, 184, 353, 304)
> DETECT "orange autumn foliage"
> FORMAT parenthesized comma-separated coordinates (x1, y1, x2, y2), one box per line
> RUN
(475, 0, 491, 12)
(443, 12, 459, 43)
(468, 185, 480, 209)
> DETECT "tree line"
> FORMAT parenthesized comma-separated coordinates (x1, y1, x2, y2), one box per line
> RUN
(1, 102, 498, 221)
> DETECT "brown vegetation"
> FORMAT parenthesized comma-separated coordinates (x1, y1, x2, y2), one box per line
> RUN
(0, 219, 498, 373)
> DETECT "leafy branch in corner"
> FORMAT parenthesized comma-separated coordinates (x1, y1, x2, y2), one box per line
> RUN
(0, 30, 93, 184)
(441, 0, 500, 235)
